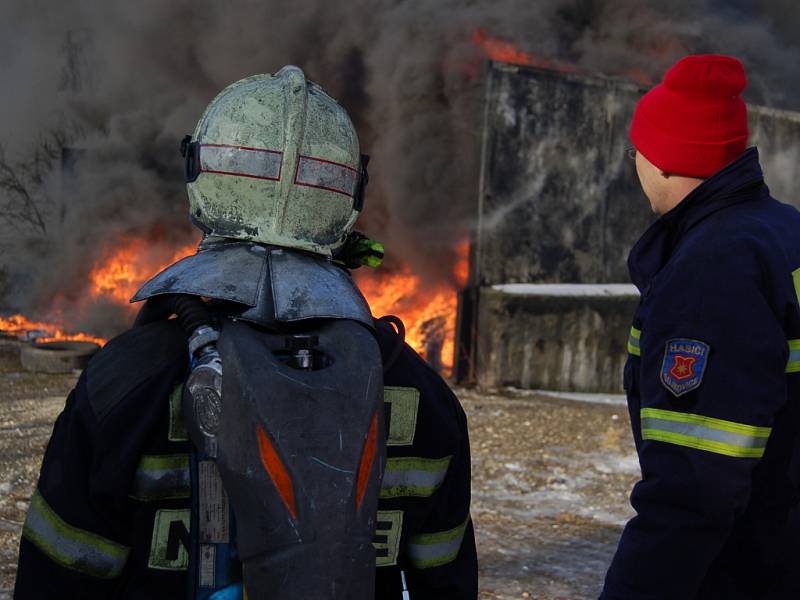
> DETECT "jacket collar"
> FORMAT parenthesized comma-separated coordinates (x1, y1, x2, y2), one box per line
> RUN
(628, 147, 766, 291)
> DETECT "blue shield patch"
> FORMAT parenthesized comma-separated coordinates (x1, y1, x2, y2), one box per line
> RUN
(660, 339, 710, 397)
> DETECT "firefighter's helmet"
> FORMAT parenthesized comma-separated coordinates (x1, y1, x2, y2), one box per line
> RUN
(182, 66, 367, 256)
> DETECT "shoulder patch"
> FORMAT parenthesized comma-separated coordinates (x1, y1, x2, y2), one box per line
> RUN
(660, 338, 710, 397)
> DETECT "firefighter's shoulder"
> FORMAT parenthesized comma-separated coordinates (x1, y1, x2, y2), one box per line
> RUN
(676, 195, 800, 274)
(83, 320, 188, 423)
(373, 318, 466, 457)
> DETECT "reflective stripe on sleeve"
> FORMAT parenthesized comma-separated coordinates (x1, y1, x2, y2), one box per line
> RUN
(200, 144, 282, 181)
(379, 456, 452, 499)
(131, 454, 190, 501)
(294, 155, 359, 197)
(408, 517, 470, 569)
(640, 407, 771, 458)
(627, 327, 641, 357)
(22, 489, 130, 579)
(786, 340, 800, 373)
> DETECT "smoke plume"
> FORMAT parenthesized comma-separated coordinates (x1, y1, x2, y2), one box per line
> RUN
(1, 0, 799, 336)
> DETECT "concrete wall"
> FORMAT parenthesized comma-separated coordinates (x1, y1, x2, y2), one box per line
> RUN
(473, 285, 639, 393)
(472, 63, 649, 287)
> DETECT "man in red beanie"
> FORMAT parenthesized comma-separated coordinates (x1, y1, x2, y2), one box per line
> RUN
(601, 54, 800, 599)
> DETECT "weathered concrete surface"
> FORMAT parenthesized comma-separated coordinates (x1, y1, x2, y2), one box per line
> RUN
(472, 62, 650, 287)
(0, 345, 639, 599)
(471, 285, 638, 393)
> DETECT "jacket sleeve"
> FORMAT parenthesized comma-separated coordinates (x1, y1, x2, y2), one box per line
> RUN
(14, 375, 135, 598)
(15, 322, 188, 599)
(404, 398, 478, 600)
(601, 241, 790, 599)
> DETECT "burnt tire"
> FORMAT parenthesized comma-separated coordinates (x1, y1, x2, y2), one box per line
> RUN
(20, 341, 101, 374)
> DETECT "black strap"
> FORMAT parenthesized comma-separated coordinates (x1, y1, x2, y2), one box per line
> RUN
(374, 315, 406, 374)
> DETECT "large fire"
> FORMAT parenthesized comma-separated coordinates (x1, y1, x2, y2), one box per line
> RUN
(2, 236, 469, 374)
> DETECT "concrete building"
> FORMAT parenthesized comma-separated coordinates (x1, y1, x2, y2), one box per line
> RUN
(456, 61, 800, 392)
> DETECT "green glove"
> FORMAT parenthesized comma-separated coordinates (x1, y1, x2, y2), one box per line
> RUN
(334, 231, 385, 269)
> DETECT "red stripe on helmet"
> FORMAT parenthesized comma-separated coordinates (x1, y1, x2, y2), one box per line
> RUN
(294, 155, 359, 197)
(200, 144, 283, 181)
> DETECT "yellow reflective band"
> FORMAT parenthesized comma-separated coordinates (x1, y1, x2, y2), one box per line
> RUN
(131, 454, 191, 501)
(787, 339, 800, 374)
(408, 516, 470, 569)
(627, 327, 641, 356)
(641, 407, 771, 458)
(380, 456, 452, 499)
(23, 490, 130, 579)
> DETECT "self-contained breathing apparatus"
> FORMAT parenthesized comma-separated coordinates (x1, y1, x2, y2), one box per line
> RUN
(131, 66, 388, 599)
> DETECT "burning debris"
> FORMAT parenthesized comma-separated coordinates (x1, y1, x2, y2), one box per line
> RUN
(0, 314, 105, 345)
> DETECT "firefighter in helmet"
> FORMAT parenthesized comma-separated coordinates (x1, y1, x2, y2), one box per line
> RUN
(15, 66, 477, 599)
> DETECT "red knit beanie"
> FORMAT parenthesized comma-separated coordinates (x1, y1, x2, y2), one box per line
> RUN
(630, 54, 749, 178)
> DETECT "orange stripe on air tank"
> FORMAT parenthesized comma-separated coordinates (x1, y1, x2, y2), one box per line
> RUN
(355, 412, 379, 512)
(256, 425, 298, 520)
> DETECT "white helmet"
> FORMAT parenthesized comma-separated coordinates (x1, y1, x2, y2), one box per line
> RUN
(182, 66, 368, 256)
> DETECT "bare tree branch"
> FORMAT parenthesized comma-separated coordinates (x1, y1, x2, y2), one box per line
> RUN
(0, 144, 48, 234)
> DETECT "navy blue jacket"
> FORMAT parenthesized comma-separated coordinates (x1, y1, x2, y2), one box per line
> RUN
(601, 148, 800, 599)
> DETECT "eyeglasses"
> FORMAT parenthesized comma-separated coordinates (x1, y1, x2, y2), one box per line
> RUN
(626, 147, 637, 160)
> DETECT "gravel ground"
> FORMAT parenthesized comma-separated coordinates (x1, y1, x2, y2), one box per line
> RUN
(461, 388, 638, 599)
(0, 343, 639, 599)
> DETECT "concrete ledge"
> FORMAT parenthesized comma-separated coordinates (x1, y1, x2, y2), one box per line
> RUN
(492, 283, 639, 297)
(475, 284, 639, 393)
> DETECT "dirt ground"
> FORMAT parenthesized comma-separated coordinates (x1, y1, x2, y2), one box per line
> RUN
(0, 342, 639, 599)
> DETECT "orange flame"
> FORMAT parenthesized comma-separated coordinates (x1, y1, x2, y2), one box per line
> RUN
(471, 27, 666, 86)
(0, 314, 106, 345)
(89, 238, 197, 306)
(471, 28, 576, 73)
(6, 236, 469, 374)
(1, 238, 198, 346)
(357, 239, 469, 374)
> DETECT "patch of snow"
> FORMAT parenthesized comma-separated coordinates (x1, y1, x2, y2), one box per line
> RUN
(592, 453, 640, 475)
(533, 389, 628, 407)
(503, 462, 526, 472)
